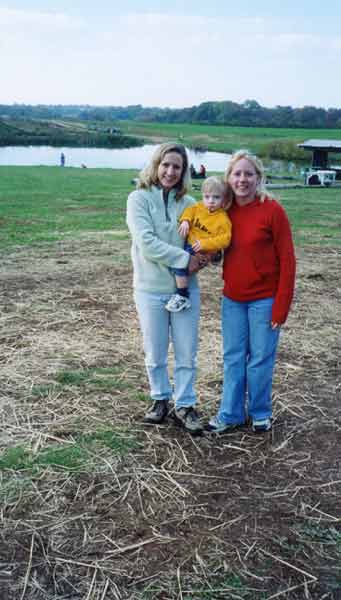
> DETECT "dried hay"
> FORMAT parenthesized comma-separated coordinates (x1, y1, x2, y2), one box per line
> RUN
(0, 238, 340, 599)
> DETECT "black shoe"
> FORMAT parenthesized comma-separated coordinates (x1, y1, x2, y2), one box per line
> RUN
(173, 406, 203, 435)
(143, 400, 169, 424)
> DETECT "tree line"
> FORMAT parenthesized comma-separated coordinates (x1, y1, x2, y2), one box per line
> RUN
(1, 100, 341, 128)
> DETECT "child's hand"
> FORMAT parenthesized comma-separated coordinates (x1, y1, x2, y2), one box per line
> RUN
(192, 240, 202, 252)
(178, 220, 190, 238)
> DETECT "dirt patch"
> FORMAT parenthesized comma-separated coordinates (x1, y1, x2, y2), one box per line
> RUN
(0, 240, 340, 599)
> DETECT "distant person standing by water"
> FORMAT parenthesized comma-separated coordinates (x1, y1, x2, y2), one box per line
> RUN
(60, 152, 65, 167)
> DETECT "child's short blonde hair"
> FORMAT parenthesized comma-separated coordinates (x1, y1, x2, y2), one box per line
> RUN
(202, 176, 232, 209)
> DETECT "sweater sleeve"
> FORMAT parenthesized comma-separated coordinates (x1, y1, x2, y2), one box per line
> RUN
(179, 204, 196, 224)
(126, 191, 190, 270)
(271, 203, 296, 324)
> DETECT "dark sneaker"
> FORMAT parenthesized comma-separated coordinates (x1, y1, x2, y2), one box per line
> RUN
(206, 415, 238, 433)
(143, 400, 169, 424)
(252, 418, 272, 433)
(173, 406, 203, 435)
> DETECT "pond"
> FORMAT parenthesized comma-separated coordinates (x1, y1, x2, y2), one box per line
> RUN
(0, 144, 232, 172)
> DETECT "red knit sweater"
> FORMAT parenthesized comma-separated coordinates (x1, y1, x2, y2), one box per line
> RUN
(223, 196, 296, 324)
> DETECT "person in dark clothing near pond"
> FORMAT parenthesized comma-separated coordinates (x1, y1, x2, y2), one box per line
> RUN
(199, 164, 206, 177)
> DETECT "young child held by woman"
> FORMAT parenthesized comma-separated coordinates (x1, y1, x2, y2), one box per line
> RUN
(166, 176, 232, 312)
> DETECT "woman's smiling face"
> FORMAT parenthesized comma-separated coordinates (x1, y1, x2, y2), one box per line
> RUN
(157, 152, 183, 190)
(228, 157, 260, 205)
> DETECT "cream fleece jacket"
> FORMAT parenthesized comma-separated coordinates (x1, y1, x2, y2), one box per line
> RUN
(126, 185, 199, 293)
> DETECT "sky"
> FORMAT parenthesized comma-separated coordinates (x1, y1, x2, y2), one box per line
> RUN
(1, 1, 341, 109)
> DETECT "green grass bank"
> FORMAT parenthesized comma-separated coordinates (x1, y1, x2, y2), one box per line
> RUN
(118, 120, 341, 159)
(1, 166, 340, 250)
(3, 117, 341, 160)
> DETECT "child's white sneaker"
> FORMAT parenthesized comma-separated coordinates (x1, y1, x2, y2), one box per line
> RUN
(165, 294, 191, 312)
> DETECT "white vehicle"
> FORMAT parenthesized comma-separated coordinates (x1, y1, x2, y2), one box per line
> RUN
(305, 169, 336, 187)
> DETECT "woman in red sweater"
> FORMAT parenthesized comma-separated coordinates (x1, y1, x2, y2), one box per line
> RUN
(207, 150, 296, 433)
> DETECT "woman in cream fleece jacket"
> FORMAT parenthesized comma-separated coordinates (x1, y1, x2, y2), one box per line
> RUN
(126, 143, 207, 435)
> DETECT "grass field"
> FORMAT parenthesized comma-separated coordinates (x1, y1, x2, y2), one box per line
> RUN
(0, 166, 340, 599)
(118, 120, 341, 158)
(0, 167, 134, 249)
(4, 117, 341, 160)
(0, 166, 340, 249)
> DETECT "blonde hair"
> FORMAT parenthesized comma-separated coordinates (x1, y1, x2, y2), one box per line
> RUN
(137, 142, 190, 199)
(202, 175, 233, 210)
(224, 149, 271, 202)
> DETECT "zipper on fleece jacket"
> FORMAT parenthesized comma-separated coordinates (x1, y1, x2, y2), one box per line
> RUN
(162, 189, 171, 222)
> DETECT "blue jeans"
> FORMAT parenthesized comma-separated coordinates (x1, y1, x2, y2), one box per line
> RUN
(134, 288, 200, 408)
(219, 296, 280, 424)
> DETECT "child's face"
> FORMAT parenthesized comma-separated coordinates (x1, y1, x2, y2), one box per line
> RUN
(202, 189, 224, 212)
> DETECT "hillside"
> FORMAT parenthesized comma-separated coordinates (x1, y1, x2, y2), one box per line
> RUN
(0, 118, 144, 148)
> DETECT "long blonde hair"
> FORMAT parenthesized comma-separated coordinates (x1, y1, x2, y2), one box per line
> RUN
(137, 142, 190, 199)
(224, 149, 271, 202)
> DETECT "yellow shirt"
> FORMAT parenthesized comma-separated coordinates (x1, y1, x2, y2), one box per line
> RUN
(180, 202, 232, 253)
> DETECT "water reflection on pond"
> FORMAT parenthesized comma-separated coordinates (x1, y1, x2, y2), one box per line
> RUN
(0, 144, 232, 172)
(0, 144, 303, 176)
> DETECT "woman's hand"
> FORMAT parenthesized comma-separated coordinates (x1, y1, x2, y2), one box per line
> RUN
(192, 239, 202, 252)
(188, 253, 209, 274)
(271, 322, 281, 330)
(178, 220, 190, 238)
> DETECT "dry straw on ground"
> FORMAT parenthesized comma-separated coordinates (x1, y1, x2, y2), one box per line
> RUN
(0, 238, 340, 599)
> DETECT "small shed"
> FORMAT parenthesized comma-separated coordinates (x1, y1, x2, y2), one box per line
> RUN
(297, 139, 341, 170)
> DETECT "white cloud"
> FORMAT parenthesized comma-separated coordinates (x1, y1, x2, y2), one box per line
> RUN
(0, 6, 83, 30)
